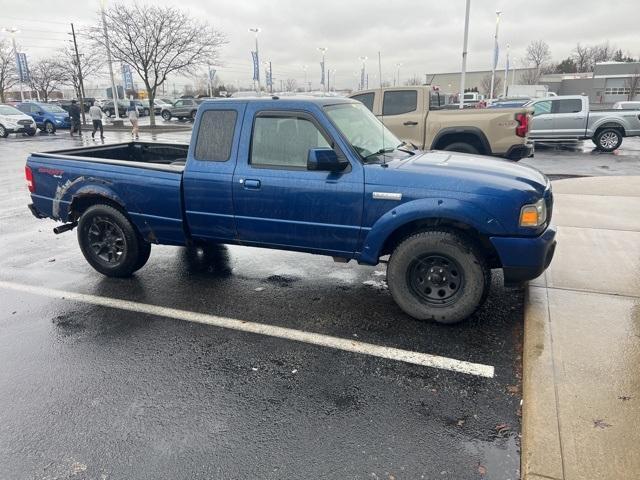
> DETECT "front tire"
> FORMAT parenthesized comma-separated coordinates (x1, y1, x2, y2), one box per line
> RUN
(189, 110, 197, 120)
(26, 128, 37, 136)
(387, 230, 490, 324)
(0, 124, 8, 138)
(595, 128, 622, 152)
(44, 121, 56, 134)
(161, 110, 172, 121)
(77, 204, 144, 278)
(442, 142, 480, 155)
(104, 109, 112, 117)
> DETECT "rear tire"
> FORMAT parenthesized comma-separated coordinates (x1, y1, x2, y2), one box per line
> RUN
(44, 121, 56, 134)
(77, 204, 144, 278)
(387, 230, 490, 324)
(594, 128, 622, 152)
(189, 110, 197, 120)
(442, 142, 480, 155)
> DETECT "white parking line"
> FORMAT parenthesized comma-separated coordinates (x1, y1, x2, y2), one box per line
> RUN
(0, 280, 495, 378)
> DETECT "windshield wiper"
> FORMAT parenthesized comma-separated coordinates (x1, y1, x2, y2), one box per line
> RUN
(363, 147, 395, 161)
(397, 141, 416, 155)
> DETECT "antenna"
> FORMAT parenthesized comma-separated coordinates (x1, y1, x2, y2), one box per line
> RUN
(378, 51, 387, 168)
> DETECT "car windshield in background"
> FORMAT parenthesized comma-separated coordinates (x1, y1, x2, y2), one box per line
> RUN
(324, 102, 402, 159)
(0, 105, 23, 115)
(41, 105, 67, 113)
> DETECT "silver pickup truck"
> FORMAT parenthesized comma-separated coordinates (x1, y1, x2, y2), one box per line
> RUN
(527, 95, 640, 151)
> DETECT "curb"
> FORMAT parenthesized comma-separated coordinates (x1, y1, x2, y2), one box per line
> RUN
(521, 285, 564, 480)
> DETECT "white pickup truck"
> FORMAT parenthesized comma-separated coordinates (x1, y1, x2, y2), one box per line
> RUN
(527, 95, 640, 151)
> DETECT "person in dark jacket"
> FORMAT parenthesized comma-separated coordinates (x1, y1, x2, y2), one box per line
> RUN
(69, 100, 82, 136)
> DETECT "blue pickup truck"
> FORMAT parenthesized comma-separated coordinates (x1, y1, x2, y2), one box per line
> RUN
(25, 97, 556, 324)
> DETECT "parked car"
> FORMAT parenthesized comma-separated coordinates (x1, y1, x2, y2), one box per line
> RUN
(612, 101, 640, 110)
(52, 99, 91, 113)
(25, 97, 556, 325)
(101, 100, 128, 118)
(160, 98, 203, 121)
(350, 86, 533, 160)
(526, 95, 640, 151)
(139, 99, 171, 115)
(16, 102, 71, 134)
(0, 103, 37, 137)
(488, 98, 531, 109)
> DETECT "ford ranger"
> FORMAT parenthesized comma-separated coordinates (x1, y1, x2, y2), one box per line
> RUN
(349, 86, 533, 160)
(25, 97, 556, 324)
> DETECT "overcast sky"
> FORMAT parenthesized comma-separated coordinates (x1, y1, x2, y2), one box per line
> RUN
(1, 0, 639, 90)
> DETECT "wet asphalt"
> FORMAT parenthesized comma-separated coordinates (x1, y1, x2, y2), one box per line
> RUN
(0, 130, 638, 479)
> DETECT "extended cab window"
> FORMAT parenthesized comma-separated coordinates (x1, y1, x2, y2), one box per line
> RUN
(194, 110, 237, 161)
(382, 90, 417, 115)
(553, 99, 582, 114)
(251, 115, 330, 169)
(532, 100, 552, 116)
(351, 93, 374, 112)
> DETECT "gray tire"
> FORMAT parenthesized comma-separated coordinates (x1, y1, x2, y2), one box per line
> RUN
(0, 124, 7, 138)
(442, 142, 479, 154)
(161, 110, 172, 121)
(595, 128, 622, 152)
(44, 121, 56, 134)
(387, 230, 490, 324)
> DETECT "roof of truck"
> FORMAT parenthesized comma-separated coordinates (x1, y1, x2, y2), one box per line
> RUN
(200, 96, 357, 107)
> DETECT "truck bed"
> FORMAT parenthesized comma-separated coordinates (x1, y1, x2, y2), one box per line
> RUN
(37, 141, 190, 170)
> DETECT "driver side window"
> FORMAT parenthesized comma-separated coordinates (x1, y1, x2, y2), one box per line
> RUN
(533, 101, 552, 116)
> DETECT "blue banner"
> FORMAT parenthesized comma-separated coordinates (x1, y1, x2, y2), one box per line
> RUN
(251, 51, 259, 81)
(121, 63, 134, 90)
(16, 52, 29, 83)
(209, 68, 217, 82)
(493, 43, 500, 70)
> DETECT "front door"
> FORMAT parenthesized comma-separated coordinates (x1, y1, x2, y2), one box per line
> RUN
(551, 98, 585, 137)
(376, 89, 424, 147)
(232, 108, 364, 256)
(528, 100, 555, 139)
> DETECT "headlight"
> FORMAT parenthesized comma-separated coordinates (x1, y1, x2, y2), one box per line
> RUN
(520, 198, 547, 227)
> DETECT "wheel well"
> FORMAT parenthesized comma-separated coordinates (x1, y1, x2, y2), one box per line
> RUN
(68, 195, 126, 223)
(380, 218, 501, 268)
(595, 123, 625, 137)
(433, 132, 488, 154)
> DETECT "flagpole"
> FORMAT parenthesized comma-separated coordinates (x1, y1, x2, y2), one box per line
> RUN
(503, 43, 510, 98)
(489, 10, 502, 100)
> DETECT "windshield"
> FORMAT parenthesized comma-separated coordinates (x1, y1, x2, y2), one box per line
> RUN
(324, 102, 402, 159)
(41, 105, 67, 113)
(0, 105, 23, 115)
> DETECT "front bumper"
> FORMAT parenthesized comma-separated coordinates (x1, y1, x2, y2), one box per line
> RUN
(490, 225, 557, 285)
(5, 124, 36, 133)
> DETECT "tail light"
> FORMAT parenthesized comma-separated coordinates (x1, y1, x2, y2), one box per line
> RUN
(25, 166, 35, 192)
(515, 113, 529, 137)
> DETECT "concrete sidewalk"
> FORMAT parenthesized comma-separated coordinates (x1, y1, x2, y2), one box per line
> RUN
(522, 176, 640, 480)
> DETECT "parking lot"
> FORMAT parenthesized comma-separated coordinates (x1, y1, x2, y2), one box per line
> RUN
(0, 131, 638, 479)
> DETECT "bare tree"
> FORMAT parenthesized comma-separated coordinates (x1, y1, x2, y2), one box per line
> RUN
(590, 41, 615, 66)
(0, 40, 18, 102)
(626, 69, 640, 101)
(480, 73, 502, 97)
(284, 78, 297, 92)
(404, 75, 422, 86)
(572, 43, 592, 72)
(526, 40, 552, 73)
(29, 59, 65, 102)
(55, 44, 102, 100)
(92, 3, 227, 126)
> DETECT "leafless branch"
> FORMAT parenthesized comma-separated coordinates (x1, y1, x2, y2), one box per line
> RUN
(0, 40, 18, 102)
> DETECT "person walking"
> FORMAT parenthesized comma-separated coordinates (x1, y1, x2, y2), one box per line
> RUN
(127, 100, 139, 139)
(89, 101, 104, 140)
(69, 100, 82, 137)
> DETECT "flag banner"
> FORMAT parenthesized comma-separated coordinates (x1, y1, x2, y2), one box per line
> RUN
(320, 61, 325, 85)
(251, 51, 260, 81)
(360, 68, 365, 90)
(16, 53, 30, 83)
(209, 68, 217, 82)
(121, 64, 134, 90)
(493, 43, 500, 70)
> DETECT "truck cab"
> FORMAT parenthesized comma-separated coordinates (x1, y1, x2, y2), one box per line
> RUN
(350, 86, 533, 160)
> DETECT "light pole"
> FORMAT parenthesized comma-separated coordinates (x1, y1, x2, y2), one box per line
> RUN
(489, 10, 502, 100)
(3, 28, 24, 102)
(249, 28, 261, 93)
(359, 56, 367, 90)
(69, 23, 87, 124)
(459, 0, 471, 109)
(395, 62, 402, 86)
(318, 47, 327, 92)
(503, 43, 510, 98)
(302, 65, 308, 92)
(100, 0, 123, 125)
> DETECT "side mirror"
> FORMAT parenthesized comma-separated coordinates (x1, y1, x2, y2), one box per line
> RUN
(307, 148, 348, 172)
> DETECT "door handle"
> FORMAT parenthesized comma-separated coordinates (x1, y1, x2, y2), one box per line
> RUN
(242, 179, 261, 190)
(403, 121, 418, 126)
